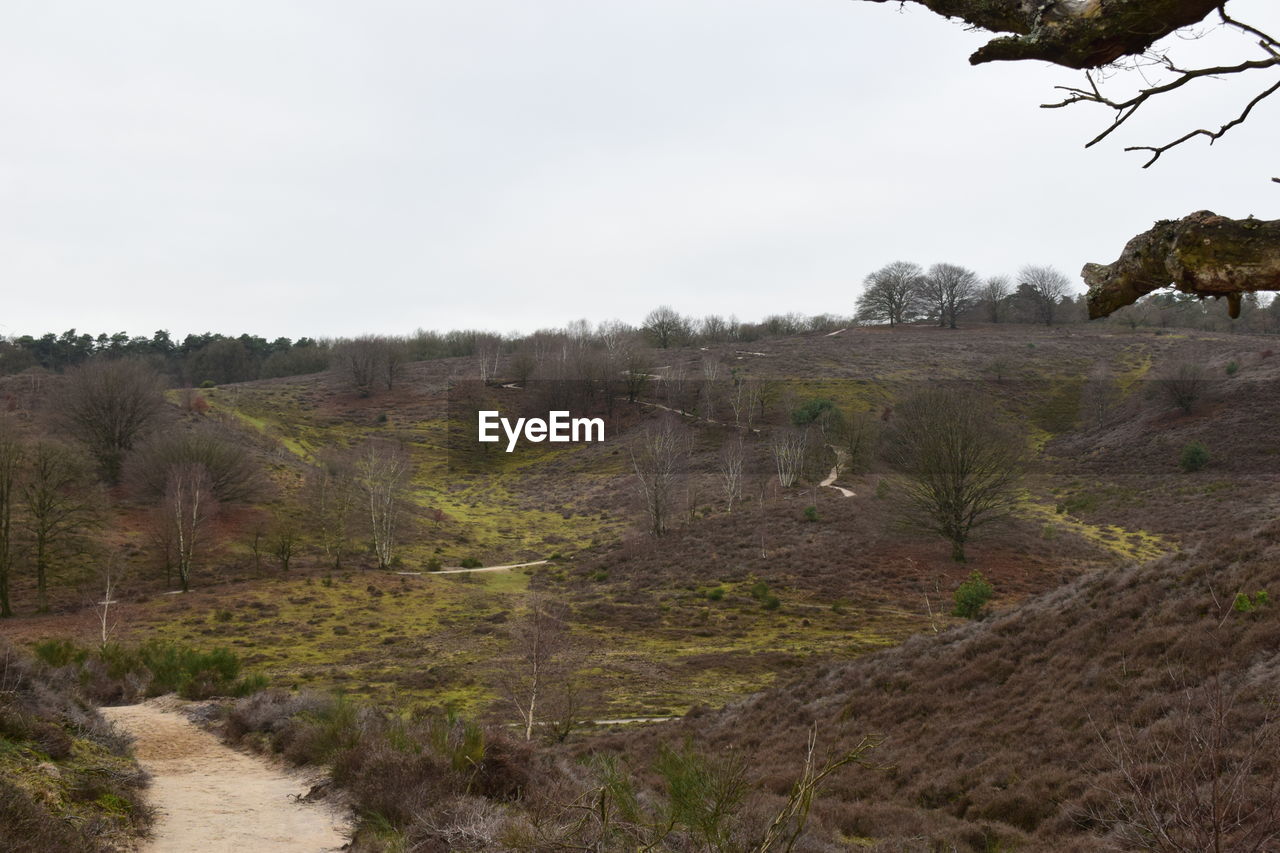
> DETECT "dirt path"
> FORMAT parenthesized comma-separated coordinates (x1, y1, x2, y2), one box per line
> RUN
(101, 702, 348, 853)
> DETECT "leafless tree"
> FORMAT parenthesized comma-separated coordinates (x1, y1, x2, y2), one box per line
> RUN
(94, 555, 122, 647)
(355, 438, 412, 568)
(630, 416, 686, 537)
(125, 426, 264, 504)
(980, 275, 1012, 323)
(622, 349, 651, 404)
(771, 427, 808, 489)
(1157, 359, 1211, 414)
(160, 462, 218, 593)
(835, 407, 878, 474)
(1080, 361, 1121, 427)
(642, 305, 690, 349)
(855, 261, 924, 328)
(495, 595, 584, 742)
(729, 378, 761, 430)
(717, 436, 745, 513)
(306, 454, 360, 569)
(1019, 265, 1072, 326)
(0, 418, 21, 618)
(921, 263, 980, 329)
(20, 441, 100, 611)
(334, 336, 406, 397)
(53, 358, 168, 483)
(884, 386, 1024, 562)
(271, 517, 299, 572)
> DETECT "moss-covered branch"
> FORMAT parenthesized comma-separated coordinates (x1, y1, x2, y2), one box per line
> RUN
(1084, 211, 1280, 319)
(862, 0, 1222, 68)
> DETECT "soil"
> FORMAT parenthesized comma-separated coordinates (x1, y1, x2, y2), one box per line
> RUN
(100, 701, 349, 853)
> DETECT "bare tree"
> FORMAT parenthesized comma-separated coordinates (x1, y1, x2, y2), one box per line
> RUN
(125, 426, 264, 504)
(160, 462, 218, 593)
(1019, 265, 1072, 326)
(642, 306, 690, 350)
(495, 595, 582, 742)
(20, 441, 100, 611)
(771, 427, 808, 489)
(1080, 361, 1121, 427)
(884, 386, 1024, 562)
(306, 452, 361, 569)
(729, 378, 761, 430)
(921, 263, 980, 329)
(333, 336, 406, 397)
(0, 418, 21, 618)
(271, 517, 299, 572)
(622, 349, 651, 404)
(94, 555, 122, 647)
(856, 261, 924, 328)
(717, 436, 745, 513)
(980, 275, 1012, 323)
(355, 439, 412, 568)
(53, 358, 168, 483)
(630, 417, 685, 537)
(1157, 359, 1211, 414)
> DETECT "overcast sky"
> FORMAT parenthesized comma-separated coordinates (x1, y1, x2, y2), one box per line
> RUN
(2, 1, 1277, 340)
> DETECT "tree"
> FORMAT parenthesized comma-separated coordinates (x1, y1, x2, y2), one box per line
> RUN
(306, 454, 360, 570)
(1158, 359, 1210, 414)
(921, 263, 979, 329)
(495, 595, 585, 742)
(1019, 265, 1072, 326)
(642, 306, 690, 349)
(53, 358, 168, 483)
(851, 1, 1280, 314)
(0, 418, 22, 618)
(20, 441, 101, 610)
(979, 275, 1011, 323)
(355, 439, 412, 569)
(771, 427, 807, 489)
(333, 336, 406, 397)
(159, 462, 217, 593)
(884, 386, 1024, 562)
(631, 416, 685, 537)
(856, 262, 923, 327)
(717, 436, 745, 513)
(125, 426, 263, 504)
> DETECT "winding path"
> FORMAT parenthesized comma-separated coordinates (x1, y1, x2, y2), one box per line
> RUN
(101, 702, 348, 853)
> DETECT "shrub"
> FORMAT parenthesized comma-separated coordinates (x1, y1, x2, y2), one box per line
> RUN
(803, 505, 819, 523)
(763, 595, 782, 611)
(952, 571, 994, 619)
(32, 639, 88, 668)
(425, 558, 443, 572)
(1234, 590, 1270, 613)
(792, 398, 836, 426)
(705, 587, 725, 601)
(460, 557, 484, 569)
(748, 581, 771, 601)
(1226, 360, 1240, 376)
(1180, 441, 1209, 473)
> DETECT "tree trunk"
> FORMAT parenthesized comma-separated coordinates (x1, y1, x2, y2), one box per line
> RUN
(1085, 211, 1280, 319)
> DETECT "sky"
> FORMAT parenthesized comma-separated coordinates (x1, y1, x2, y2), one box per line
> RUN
(2, 0, 1277, 340)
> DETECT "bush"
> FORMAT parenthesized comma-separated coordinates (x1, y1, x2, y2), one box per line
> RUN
(1226, 360, 1240, 376)
(1180, 441, 1210, 473)
(762, 595, 782, 611)
(425, 558, 443, 572)
(1234, 590, 1270, 613)
(32, 639, 88, 668)
(952, 571, 994, 619)
(792, 398, 836, 426)
(705, 587, 725, 601)
(803, 505, 819, 523)
(460, 557, 483, 569)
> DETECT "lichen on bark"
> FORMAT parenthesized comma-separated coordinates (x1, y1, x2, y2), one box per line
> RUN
(1084, 212, 1280, 318)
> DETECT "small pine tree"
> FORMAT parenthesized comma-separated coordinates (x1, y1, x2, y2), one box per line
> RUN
(952, 571, 994, 619)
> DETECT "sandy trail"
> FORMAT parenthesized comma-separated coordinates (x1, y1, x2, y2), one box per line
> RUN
(101, 702, 348, 853)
